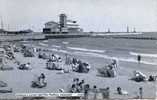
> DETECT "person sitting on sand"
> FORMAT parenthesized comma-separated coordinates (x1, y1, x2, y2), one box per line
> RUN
(132, 70, 147, 82)
(117, 87, 122, 95)
(72, 63, 77, 71)
(32, 73, 47, 88)
(18, 62, 30, 70)
(72, 58, 78, 65)
(31, 76, 41, 87)
(117, 87, 128, 95)
(58, 88, 65, 93)
(75, 78, 79, 86)
(83, 62, 90, 72)
(77, 63, 84, 73)
(78, 80, 85, 91)
(19, 64, 26, 69)
(25, 62, 30, 68)
(39, 73, 46, 84)
(148, 75, 156, 81)
(58, 57, 62, 62)
(51, 54, 57, 62)
(111, 59, 118, 68)
(70, 84, 77, 93)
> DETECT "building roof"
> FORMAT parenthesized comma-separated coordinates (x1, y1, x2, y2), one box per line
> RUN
(45, 21, 58, 25)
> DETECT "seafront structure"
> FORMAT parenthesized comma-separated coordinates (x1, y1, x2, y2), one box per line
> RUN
(43, 14, 83, 33)
(0, 29, 7, 34)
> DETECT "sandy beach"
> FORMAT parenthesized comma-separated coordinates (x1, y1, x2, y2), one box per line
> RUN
(0, 37, 157, 99)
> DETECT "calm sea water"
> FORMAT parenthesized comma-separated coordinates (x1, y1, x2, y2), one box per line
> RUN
(33, 37, 157, 65)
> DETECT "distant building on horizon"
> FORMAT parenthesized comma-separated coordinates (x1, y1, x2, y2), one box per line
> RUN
(43, 14, 83, 33)
(127, 26, 129, 33)
(0, 29, 7, 34)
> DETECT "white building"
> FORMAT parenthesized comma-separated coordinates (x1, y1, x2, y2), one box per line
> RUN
(43, 21, 59, 33)
(43, 14, 83, 33)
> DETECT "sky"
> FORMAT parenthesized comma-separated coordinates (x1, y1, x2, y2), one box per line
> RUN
(0, 0, 157, 32)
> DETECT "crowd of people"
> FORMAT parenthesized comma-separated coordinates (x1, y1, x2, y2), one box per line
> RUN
(69, 78, 85, 93)
(46, 54, 63, 70)
(68, 78, 144, 99)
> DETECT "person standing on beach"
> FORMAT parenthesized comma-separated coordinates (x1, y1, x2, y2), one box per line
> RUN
(139, 87, 143, 99)
(84, 84, 90, 100)
(93, 85, 98, 100)
(101, 87, 110, 99)
(137, 55, 141, 63)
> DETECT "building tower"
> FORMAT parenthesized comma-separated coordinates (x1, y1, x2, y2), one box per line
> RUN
(59, 14, 68, 33)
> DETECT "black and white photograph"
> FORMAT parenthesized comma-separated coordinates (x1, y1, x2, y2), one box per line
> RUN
(0, 0, 157, 99)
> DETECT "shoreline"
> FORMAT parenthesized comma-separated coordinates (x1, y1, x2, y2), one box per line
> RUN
(0, 32, 157, 42)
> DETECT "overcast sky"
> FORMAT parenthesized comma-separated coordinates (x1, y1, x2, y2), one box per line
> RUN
(0, 0, 157, 32)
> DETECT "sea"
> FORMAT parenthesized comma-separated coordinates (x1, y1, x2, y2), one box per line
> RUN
(35, 35, 157, 66)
